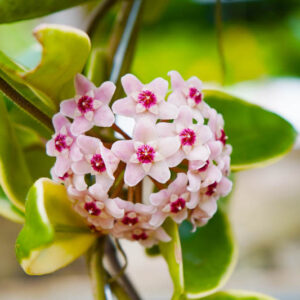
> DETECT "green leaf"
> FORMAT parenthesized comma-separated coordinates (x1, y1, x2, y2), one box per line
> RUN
(16, 178, 96, 275)
(199, 290, 276, 300)
(180, 211, 237, 298)
(1, 24, 91, 106)
(203, 90, 297, 171)
(0, 185, 25, 223)
(159, 218, 184, 299)
(0, 94, 32, 211)
(162, 210, 237, 299)
(0, 0, 95, 24)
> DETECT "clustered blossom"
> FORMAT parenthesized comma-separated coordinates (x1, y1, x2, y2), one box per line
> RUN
(47, 71, 232, 247)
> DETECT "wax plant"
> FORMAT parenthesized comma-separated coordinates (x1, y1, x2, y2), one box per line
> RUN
(0, 1, 297, 300)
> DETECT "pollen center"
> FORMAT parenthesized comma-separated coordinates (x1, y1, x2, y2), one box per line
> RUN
(90, 154, 106, 173)
(206, 182, 217, 196)
(54, 134, 68, 152)
(198, 160, 209, 172)
(138, 90, 157, 109)
(84, 201, 101, 216)
(78, 95, 94, 113)
(179, 128, 196, 146)
(132, 229, 148, 241)
(189, 87, 202, 104)
(136, 144, 155, 164)
(122, 212, 139, 226)
(170, 197, 186, 213)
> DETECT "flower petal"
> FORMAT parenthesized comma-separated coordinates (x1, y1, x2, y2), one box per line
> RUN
(111, 140, 135, 162)
(93, 105, 115, 127)
(168, 173, 188, 195)
(121, 74, 143, 95)
(188, 144, 210, 161)
(71, 116, 93, 136)
(124, 163, 146, 186)
(105, 199, 124, 219)
(159, 101, 178, 120)
(187, 76, 202, 90)
(52, 113, 70, 132)
(133, 119, 157, 143)
(54, 155, 70, 177)
(149, 211, 166, 227)
(94, 81, 116, 104)
(176, 106, 193, 128)
(60, 99, 77, 118)
(72, 160, 91, 175)
(147, 77, 168, 97)
(158, 136, 180, 159)
(168, 70, 186, 90)
(112, 97, 137, 117)
(75, 73, 95, 95)
(76, 135, 99, 154)
(148, 161, 170, 183)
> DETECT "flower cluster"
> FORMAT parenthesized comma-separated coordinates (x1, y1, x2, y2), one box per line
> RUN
(46, 71, 232, 247)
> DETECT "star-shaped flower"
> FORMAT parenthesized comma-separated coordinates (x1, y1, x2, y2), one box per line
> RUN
(46, 113, 82, 177)
(112, 74, 178, 121)
(111, 119, 180, 186)
(157, 106, 212, 167)
(71, 135, 119, 192)
(60, 74, 115, 135)
(149, 173, 197, 227)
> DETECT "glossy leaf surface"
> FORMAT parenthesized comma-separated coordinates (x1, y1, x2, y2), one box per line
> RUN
(200, 290, 276, 300)
(16, 178, 96, 275)
(204, 90, 297, 171)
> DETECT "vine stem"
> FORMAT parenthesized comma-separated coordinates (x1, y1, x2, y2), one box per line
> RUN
(105, 238, 142, 300)
(0, 77, 53, 131)
(86, 0, 118, 37)
(215, 0, 226, 85)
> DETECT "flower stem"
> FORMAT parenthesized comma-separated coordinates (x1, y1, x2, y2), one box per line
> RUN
(112, 123, 131, 139)
(215, 0, 226, 85)
(86, 0, 118, 37)
(105, 238, 142, 300)
(0, 77, 53, 132)
(87, 238, 107, 300)
(109, 0, 144, 84)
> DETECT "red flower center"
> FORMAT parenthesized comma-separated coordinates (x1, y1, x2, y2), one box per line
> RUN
(170, 197, 186, 213)
(54, 134, 68, 152)
(58, 172, 70, 181)
(84, 201, 101, 216)
(122, 212, 139, 226)
(179, 128, 196, 146)
(77, 95, 94, 114)
(217, 129, 226, 145)
(198, 160, 209, 172)
(189, 87, 202, 104)
(206, 182, 217, 196)
(132, 230, 148, 241)
(138, 90, 157, 109)
(136, 144, 155, 164)
(90, 154, 106, 173)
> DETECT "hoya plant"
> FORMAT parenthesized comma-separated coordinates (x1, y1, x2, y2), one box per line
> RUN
(0, 1, 297, 300)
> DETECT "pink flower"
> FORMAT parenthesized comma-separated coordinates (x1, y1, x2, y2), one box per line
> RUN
(71, 189, 124, 230)
(71, 135, 119, 192)
(187, 160, 223, 192)
(112, 74, 178, 121)
(208, 108, 227, 145)
(60, 74, 115, 136)
(157, 106, 212, 167)
(115, 227, 171, 248)
(149, 173, 197, 227)
(46, 113, 82, 177)
(168, 71, 210, 121)
(111, 119, 180, 186)
(112, 198, 155, 234)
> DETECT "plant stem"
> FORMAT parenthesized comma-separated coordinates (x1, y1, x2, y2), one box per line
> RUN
(112, 123, 131, 139)
(215, 0, 226, 85)
(0, 77, 53, 131)
(105, 238, 142, 300)
(109, 0, 143, 84)
(86, 0, 118, 37)
(87, 238, 107, 300)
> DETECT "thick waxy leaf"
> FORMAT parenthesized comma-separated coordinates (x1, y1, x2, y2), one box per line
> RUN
(159, 218, 184, 299)
(200, 290, 276, 300)
(0, 0, 95, 24)
(161, 210, 236, 299)
(0, 94, 32, 211)
(16, 178, 96, 275)
(204, 90, 297, 171)
(180, 210, 237, 299)
(1, 24, 91, 106)
(0, 50, 55, 115)
(0, 186, 25, 223)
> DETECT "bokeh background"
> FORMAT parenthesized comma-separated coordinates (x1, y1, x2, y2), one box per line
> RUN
(0, 0, 300, 299)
